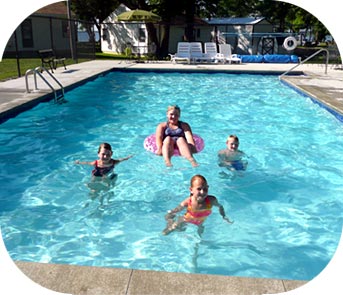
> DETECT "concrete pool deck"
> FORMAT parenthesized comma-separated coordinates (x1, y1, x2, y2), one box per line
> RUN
(1, 60, 343, 294)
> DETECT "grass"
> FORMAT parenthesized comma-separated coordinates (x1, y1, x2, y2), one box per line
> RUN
(0, 58, 96, 81)
(0, 52, 143, 81)
(95, 52, 129, 60)
(0, 52, 160, 81)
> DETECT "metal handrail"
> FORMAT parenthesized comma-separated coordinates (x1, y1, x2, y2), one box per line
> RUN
(280, 48, 329, 77)
(25, 69, 38, 93)
(25, 66, 65, 102)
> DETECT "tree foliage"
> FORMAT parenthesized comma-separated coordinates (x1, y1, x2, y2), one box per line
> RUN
(71, 0, 120, 33)
(70, 0, 331, 56)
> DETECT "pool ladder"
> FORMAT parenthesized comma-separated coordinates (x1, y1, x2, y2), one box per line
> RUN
(280, 48, 329, 77)
(25, 66, 66, 103)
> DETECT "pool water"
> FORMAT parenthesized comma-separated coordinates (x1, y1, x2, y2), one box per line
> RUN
(0, 71, 342, 281)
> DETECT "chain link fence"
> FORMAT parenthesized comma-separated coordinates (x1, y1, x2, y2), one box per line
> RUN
(3, 15, 98, 77)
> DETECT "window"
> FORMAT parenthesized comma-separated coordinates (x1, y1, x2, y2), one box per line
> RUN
(139, 28, 146, 42)
(102, 28, 108, 40)
(196, 28, 200, 38)
(62, 20, 69, 38)
(21, 19, 33, 48)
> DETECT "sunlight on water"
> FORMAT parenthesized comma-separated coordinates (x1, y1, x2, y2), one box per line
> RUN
(0, 71, 342, 280)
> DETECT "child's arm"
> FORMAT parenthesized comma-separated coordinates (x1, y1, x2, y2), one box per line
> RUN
(162, 200, 188, 235)
(217, 152, 225, 166)
(115, 155, 133, 163)
(211, 196, 234, 224)
(165, 199, 188, 220)
(218, 150, 232, 166)
(75, 160, 96, 166)
(219, 205, 234, 224)
(155, 123, 166, 155)
(165, 204, 185, 220)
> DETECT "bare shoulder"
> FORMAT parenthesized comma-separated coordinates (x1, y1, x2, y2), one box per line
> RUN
(218, 149, 227, 155)
(180, 197, 190, 207)
(157, 122, 167, 129)
(156, 122, 167, 133)
(180, 121, 191, 131)
(208, 195, 219, 205)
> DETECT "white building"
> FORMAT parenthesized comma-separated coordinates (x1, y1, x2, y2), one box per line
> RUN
(205, 17, 276, 55)
(101, 4, 156, 56)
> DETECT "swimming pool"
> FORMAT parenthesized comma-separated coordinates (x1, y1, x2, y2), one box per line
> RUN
(0, 70, 342, 281)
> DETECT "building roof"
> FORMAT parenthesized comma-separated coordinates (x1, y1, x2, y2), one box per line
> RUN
(34, 2, 70, 17)
(170, 15, 208, 25)
(205, 17, 266, 26)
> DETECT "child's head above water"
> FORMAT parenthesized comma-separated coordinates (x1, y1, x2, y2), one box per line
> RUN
(190, 174, 207, 187)
(167, 105, 181, 116)
(226, 135, 239, 151)
(98, 142, 112, 153)
(190, 174, 209, 200)
(97, 142, 113, 161)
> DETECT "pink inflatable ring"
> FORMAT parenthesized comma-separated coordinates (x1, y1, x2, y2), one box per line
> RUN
(144, 134, 204, 156)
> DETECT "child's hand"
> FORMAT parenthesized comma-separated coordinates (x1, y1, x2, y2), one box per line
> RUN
(156, 147, 162, 155)
(223, 216, 234, 224)
(165, 211, 176, 220)
(123, 155, 133, 161)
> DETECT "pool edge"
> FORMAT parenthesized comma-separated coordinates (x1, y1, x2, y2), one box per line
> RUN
(280, 75, 343, 123)
(14, 260, 308, 295)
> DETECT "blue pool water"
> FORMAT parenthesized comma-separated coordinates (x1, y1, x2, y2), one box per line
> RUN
(0, 71, 342, 281)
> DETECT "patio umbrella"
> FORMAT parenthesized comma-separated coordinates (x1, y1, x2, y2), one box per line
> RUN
(116, 9, 161, 22)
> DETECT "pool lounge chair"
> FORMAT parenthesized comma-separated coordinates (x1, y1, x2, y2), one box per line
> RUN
(169, 42, 191, 64)
(204, 42, 225, 63)
(190, 42, 211, 63)
(219, 44, 242, 64)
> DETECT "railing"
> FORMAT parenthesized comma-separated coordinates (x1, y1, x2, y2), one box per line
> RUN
(25, 66, 65, 103)
(280, 48, 329, 77)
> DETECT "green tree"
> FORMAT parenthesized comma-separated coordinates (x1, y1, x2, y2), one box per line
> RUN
(71, 0, 120, 39)
(285, 6, 330, 44)
(215, 0, 258, 18)
(253, 0, 293, 32)
(123, 0, 161, 56)
(70, 0, 331, 58)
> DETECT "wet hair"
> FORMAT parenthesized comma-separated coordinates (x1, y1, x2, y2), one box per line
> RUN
(227, 134, 239, 143)
(190, 174, 208, 187)
(167, 105, 181, 115)
(98, 142, 112, 153)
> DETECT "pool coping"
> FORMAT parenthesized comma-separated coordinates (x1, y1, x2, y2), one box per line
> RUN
(14, 260, 308, 295)
(1, 60, 343, 294)
(279, 75, 343, 122)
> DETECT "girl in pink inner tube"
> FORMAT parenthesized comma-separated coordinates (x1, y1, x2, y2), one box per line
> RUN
(155, 105, 198, 167)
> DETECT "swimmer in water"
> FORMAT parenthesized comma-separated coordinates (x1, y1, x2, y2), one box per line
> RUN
(155, 105, 198, 167)
(162, 174, 233, 235)
(75, 142, 133, 179)
(218, 135, 247, 171)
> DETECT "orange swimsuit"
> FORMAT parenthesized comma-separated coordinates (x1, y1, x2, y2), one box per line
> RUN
(184, 196, 212, 225)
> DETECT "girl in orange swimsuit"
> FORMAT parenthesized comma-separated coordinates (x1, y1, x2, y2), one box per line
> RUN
(163, 174, 233, 235)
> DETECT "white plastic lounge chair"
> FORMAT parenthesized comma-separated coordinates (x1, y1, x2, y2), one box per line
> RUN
(190, 42, 210, 63)
(204, 42, 225, 63)
(219, 44, 242, 64)
(169, 42, 191, 64)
